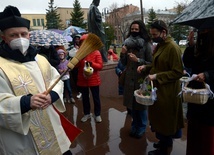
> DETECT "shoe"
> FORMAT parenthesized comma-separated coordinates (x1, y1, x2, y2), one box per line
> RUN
(76, 92, 82, 99)
(81, 114, 91, 122)
(129, 130, 136, 137)
(148, 147, 172, 155)
(129, 127, 137, 137)
(148, 149, 163, 155)
(70, 97, 75, 103)
(135, 131, 145, 139)
(95, 116, 102, 123)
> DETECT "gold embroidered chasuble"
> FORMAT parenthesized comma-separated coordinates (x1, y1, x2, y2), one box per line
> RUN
(0, 55, 62, 155)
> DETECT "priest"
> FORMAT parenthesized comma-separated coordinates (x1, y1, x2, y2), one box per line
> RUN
(0, 5, 72, 155)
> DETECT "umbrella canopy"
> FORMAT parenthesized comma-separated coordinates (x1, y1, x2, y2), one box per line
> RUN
(48, 29, 64, 35)
(48, 29, 73, 42)
(30, 30, 68, 46)
(63, 26, 86, 37)
(171, 0, 214, 29)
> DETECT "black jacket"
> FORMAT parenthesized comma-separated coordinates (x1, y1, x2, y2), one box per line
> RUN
(183, 46, 214, 125)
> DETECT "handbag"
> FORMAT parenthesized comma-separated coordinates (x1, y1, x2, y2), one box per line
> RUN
(119, 69, 126, 86)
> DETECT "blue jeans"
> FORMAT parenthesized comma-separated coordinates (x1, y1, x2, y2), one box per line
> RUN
(131, 109, 148, 134)
(63, 79, 72, 98)
(79, 86, 101, 116)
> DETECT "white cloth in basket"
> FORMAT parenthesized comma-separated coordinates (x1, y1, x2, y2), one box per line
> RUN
(179, 74, 214, 104)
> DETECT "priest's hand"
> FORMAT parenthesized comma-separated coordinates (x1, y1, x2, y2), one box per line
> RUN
(30, 93, 52, 110)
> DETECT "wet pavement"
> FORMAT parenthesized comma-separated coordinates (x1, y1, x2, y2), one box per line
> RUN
(63, 94, 187, 155)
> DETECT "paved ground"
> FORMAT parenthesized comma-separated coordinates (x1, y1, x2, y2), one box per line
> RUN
(62, 94, 187, 155)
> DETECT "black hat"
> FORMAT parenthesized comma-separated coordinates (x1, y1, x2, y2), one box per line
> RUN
(151, 20, 168, 33)
(0, 5, 30, 31)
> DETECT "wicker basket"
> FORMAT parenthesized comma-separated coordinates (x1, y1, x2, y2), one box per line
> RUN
(182, 86, 210, 104)
(180, 75, 213, 104)
(134, 80, 154, 106)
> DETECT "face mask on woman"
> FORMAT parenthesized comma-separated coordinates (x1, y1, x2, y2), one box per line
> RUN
(9, 38, 30, 56)
(152, 36, 164, 43)
(131, 32, 140, 37)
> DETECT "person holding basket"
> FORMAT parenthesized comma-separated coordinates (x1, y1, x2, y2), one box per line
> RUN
(120, 20, 153, 139)
(137, 20, 184, 155)
(183, 28, 214, 155)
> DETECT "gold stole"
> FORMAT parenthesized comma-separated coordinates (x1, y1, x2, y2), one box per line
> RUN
(0, 55, 61, 155)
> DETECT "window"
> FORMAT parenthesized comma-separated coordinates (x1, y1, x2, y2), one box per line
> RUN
(33, 19, 36, 26)
(41, 19, 44, 26)
(37, 19, 41, 26)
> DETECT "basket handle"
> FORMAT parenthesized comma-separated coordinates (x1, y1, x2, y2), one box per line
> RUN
(179, 74, 214, 99)
(143, 76, 154, 90)
(143, 76, 157, 101)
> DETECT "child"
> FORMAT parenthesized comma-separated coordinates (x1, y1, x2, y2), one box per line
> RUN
(57, 49, 75, 103)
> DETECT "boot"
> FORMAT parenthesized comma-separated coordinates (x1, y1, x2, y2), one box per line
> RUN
(148, 149, 165, 155)
(148, 146, 172, 155)
(159, 146, 172, 155)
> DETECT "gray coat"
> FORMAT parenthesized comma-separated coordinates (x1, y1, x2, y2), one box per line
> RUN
(120, 36, 152, 110)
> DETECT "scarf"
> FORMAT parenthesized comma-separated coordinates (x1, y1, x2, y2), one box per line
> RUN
(0, 41, 37, 62)
(124, 35, 145, 50)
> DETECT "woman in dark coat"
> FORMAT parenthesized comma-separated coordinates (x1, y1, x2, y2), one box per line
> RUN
(183, 28, 214, 155)
(120, 20, 152, 139)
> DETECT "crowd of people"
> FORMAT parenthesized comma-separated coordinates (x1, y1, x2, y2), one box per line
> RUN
(0, 3, 214, 155)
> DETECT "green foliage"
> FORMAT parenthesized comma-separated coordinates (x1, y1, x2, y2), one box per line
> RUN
(146, 7, 157, 30)
(46, 0, 63, 29)
(70, 0, 86, 29)
(138, 78, 152, 96)
(103, 22, 115, 49)
(138, 78, 144, 84)
(170, 4, 189, 43)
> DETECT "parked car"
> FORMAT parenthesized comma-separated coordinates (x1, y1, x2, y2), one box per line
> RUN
(179, 40, 188, 46)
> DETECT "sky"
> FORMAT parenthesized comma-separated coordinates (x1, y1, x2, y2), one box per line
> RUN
(0, 0, 191, 14)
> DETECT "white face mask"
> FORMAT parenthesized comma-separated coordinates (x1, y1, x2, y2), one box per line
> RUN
(9, 38, 30, 56)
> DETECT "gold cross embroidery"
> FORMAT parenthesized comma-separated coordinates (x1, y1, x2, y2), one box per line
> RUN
(13, 75, 33, 95)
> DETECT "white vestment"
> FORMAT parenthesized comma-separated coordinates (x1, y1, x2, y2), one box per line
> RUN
(0, 55, 71, 155)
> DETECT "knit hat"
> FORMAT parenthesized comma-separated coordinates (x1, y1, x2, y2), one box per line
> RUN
(57, 49, 66, 55)
(73, 34, 81, 39)
(0, 5, 30, 31)
(80, 34, 88, 42)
